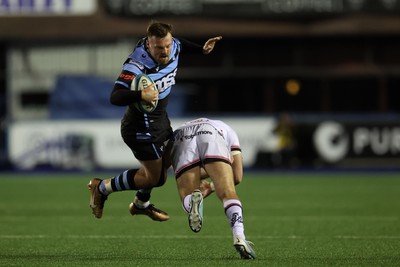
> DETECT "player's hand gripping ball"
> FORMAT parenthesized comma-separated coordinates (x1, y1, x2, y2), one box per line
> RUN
(130, 74, 158, 113)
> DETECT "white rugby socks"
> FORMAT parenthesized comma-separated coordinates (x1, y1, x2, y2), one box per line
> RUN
(224, 199, 245, 240)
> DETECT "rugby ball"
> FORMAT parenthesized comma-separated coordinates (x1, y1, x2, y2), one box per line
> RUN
(130, 73, 158, 113)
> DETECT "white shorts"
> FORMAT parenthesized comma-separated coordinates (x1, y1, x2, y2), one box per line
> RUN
(171, 123, 231, 178)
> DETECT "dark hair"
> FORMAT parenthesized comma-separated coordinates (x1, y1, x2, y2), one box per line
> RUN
(147, 21, 173, 38)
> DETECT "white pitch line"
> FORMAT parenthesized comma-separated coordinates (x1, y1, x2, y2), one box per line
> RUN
(1, 235, 400, 239)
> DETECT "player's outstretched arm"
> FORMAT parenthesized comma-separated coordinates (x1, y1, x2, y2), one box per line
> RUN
(202, 36, 222, 55)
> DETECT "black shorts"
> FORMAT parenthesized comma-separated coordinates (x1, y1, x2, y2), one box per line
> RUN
(123, 135, 170, 161)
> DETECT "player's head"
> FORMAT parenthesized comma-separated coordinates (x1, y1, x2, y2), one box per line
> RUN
(146, 21, 173, 66)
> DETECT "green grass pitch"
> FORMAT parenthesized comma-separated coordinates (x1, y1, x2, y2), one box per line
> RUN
(0, 172, 399, 266)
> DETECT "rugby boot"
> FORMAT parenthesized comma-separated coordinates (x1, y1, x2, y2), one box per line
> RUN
(129, 202, 169, 222)
(234, 238, 256, 259)
(188, 189, 204, 233)
(88, 178, 108, 219)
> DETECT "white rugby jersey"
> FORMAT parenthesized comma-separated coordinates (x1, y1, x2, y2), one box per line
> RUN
(172, 118, 241, 177)
(176, 118, 241, 154)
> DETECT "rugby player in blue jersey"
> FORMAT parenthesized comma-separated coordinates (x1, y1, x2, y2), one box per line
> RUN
(88, 21, 222, 221)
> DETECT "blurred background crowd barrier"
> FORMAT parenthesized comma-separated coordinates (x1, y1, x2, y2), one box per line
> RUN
(0, 0, 399, 171)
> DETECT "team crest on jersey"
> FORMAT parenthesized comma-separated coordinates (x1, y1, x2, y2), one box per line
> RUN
(128, 60, 144, 70)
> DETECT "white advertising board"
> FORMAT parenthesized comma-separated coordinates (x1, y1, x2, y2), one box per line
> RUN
(8, 118, 278, 170)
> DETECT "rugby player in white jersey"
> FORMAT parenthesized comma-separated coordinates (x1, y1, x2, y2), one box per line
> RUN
(170, 118, 256, 260)
(87, 21, 222, 221)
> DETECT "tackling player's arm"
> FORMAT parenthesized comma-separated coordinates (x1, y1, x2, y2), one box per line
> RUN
(231, 152, 243, 185)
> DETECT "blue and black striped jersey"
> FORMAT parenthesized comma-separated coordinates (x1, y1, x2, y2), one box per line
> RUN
(112, 36, 201, 143)
(117, 37, 181, 100)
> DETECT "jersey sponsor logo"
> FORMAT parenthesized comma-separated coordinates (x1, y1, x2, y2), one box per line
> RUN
(154, 68, 177, 93)
(119, 73, 135, 81)
(178, 130, 213, 141)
